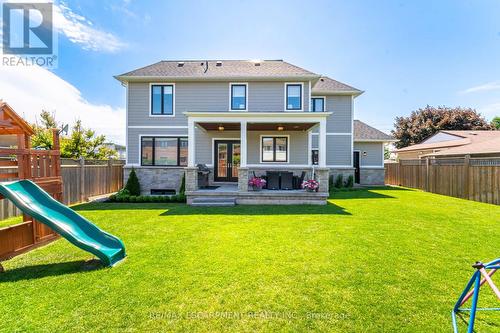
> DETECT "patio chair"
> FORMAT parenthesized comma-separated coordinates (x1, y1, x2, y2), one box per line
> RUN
(266, 171, 280, 190)
(280, 172, 293, 190)
(293, 171, 306, 189)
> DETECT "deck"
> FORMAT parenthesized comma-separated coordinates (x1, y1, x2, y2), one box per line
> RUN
(186, 184, 328, 205)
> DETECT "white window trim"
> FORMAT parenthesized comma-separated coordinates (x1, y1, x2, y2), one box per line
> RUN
(149, 83, 176, 118)
(229, 83, 248, 111)
(211, 137, 240, 167)
(284, 82, 304, 112)
(138, 134, 187, 166)
(310, 96, 326, 112)
(259, 134, 290, 163)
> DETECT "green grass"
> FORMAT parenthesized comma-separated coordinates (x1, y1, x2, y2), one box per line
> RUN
(0, 187, 499, 332)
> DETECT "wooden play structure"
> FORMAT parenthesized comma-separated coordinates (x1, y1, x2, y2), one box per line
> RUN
(0, 101, 63, 261)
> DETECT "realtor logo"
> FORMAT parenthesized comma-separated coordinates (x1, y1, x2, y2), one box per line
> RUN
(2, 2, 57, 67)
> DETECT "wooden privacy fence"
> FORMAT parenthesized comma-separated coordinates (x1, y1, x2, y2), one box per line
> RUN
(385, 157, 500, 205)
(61, 158, 125, 205)
(0, 158, 125, 220)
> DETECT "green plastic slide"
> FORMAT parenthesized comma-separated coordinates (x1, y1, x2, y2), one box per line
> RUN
(0, 180, 125, 266)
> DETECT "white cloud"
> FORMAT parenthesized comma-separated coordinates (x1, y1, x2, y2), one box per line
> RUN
(461, 81, 500, 94)
(1, 0, 127, 52)
(0, 63, 125, 144)
(54, 2, 127, 52)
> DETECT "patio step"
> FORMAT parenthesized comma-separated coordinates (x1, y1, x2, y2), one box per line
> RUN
(191, 197, 236, 207)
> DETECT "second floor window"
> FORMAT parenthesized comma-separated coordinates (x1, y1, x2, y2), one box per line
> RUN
(311, 98, 325, 112)
(151, 84, 174, 115)
(231, 84, 247, 110)
(141, 136, 187, 166)
(286, 84, 302, 110)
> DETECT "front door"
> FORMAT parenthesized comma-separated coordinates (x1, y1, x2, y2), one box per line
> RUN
(353, 151, 360, 184)
(214, 140, 240, 182)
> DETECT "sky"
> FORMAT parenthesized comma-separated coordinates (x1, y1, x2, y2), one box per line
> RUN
(1, 0, 500, 144)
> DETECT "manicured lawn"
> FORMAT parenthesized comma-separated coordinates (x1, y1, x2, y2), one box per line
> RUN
(0, 187, 499, 332)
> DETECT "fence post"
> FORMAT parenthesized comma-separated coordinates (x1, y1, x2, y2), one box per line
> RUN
(107, 159, 113, 193)
(464, 155, 470, 200)
(79, 157, 85, 202)
(425, 158, 430, 192)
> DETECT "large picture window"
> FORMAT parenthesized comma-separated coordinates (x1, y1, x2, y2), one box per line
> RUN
(151, 84, 174, 115)
(286, 84, 302, 110)
(261, 136, 288, 162)
(141, 137, 187, 166)
(231, 84, 247, 110)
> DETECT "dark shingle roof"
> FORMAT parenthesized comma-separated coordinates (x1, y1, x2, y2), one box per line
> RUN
(354, 120, 394, 141)
(312, 76, 362, 94)
(117, 60, 319, 79)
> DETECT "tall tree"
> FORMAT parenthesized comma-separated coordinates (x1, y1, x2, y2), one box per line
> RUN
(31, 110, 119, 159)
(392, 105, 493, 148)
(492, 116, 500, 130)
(31, 110, 57, 149)
(61, 120, 118, 159)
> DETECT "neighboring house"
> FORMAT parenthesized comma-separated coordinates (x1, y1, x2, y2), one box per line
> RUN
(104, 143, 127, 160)
(395, 130, 500, 159)
(115, 60, 393, 204)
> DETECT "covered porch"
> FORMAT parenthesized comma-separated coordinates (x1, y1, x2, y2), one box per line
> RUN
(183, 112, 331, 205)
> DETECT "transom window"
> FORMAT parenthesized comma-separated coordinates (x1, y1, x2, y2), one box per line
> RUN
(261, 136, 288, 162)
(231, 84, 247, 110)
(286, 84, 302, 110)
(311, 97, 325, 112)
(141, 137, 188, 166)
(151, 84, 174, 115)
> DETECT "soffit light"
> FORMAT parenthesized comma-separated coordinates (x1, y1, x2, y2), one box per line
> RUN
(218, 125, 225, 131)
(277, 126, 284, 131)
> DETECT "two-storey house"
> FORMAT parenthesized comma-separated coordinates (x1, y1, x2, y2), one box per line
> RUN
(115, 60, 393, 205)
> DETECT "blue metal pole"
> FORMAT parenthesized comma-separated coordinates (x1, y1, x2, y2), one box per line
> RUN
(467, 271, 481, 333)
(454, 271, 478, 312)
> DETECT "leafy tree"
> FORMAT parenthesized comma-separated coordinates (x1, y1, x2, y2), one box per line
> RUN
(31, 110, 57, 149)
(124, 168, 141, 196)
(392, 105, 493, 148)
(31, 110, 119, 159)
(384, 146, 391, 159)
(492, 116, 500, 130)
(61, 120, 117, 159)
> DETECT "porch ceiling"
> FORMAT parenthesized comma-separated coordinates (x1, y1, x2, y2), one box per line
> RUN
(197, 122, 316, 131)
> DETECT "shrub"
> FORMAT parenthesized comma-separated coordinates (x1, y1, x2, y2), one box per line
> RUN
(334, 174, 344, 188)
(329, 175, 334, 189)
(124, 168, 141, 196)
(345, 175, 354, 188)
(179, 174, 186, 195)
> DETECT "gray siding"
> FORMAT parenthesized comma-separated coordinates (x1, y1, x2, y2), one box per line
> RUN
(311, 134, 318, 149)
(325, 95, 352, 133)
(127, 127, 188, 164)
(354, 142, 384, 167)
(326, 135, 352, 166)
(128, 81, 311, 128)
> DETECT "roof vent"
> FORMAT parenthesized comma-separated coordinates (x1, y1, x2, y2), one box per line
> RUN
(216, 61, 222, 66)
(320, 78, 324, 81)
(254, 62, 261, 66)
(177, 62, 184, 67)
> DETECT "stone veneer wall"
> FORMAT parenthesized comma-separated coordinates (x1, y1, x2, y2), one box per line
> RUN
(360, 168, 385, 185)
(123, 166, 185, 195)
(329, 168, 355, 183)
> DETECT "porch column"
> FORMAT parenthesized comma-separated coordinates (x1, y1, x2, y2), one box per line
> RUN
(240, 120, 247, 167)
(238, 120, 248, 192)
(188, 118, 195, 167)
(318, 119, 327, 167)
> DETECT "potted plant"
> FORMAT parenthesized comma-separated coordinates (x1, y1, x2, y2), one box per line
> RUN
(248, 177, 266, 191)
(301, 179, 319, 192)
